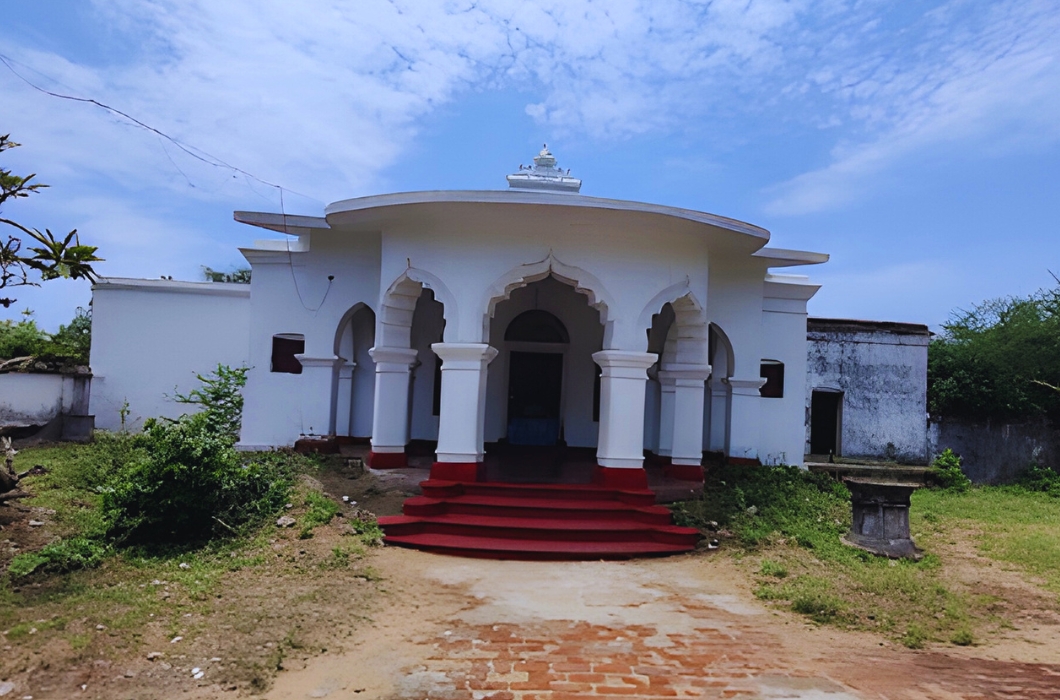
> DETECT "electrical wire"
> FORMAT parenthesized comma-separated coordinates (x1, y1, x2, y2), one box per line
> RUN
(0, 51, 333, 312)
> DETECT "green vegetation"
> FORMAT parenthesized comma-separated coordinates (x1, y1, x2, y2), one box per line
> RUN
(929, 448, 971, 492)
(1, 133, 102, 309)
(928, 280, 1060, 420)
(0, 307, 91, 364)
(298, 491, 341, 539)
(674, 463, 1060, 648)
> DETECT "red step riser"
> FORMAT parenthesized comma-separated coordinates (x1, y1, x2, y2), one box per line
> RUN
(409, 502, 675, 525)
(382, 540, 687, 561)
(381, 521, 699, 546)
(420, 483, 656, 507)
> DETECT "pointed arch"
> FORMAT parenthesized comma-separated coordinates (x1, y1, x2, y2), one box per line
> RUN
(708, 322, 735, 378)
(378, 267, 457, 348)
(480, 252, 616, 345)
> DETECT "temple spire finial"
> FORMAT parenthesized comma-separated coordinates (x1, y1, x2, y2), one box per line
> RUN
(507, 145, 581, 193)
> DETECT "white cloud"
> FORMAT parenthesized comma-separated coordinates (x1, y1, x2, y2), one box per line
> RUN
(765, 0, 1060, 215)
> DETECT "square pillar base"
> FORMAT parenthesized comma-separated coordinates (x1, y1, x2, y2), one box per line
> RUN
(663, 464, 704, 481)
(593, 465, 649, 490)
(367, 450, 408, 469)
(430, 461, 485, 482)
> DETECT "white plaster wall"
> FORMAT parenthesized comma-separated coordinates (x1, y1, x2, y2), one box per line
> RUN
(238, 232, 381, 448)
(483, 276, 605, 447)
(0, 373, 69, 426)
(375, 210, 712, 354)
(806, 322, 929, 463)
(759, 310, 809, 466)
(757, 275, 819, 467)
(89, 280, 251, 431)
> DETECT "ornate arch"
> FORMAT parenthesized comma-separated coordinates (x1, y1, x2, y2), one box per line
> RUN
(479, 252, 615, 344)
(377, 267, 457, 348)
(640, 281, 708, 366)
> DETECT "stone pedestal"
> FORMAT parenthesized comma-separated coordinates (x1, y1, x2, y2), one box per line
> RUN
(368, 346, 419, 469)
(431, 343, 499, 481)
(593, 350, 657, 490)
(842, 478, 922, 560)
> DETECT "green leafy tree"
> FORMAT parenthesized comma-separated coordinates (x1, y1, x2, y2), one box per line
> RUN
(1, 134, 102, 308)
(929, 281, 1060, 420)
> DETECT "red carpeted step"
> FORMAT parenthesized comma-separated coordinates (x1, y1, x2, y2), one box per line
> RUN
(420, 480, 657, 506)
(381, 531, 696, 560)
(401, 494, 674, 525)
(377, 513, 700, 546)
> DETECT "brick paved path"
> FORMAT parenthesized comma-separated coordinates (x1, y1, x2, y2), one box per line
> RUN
(267, 551, 1060, 700)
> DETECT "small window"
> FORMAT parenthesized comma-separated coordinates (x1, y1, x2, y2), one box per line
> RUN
(272, 334, 305, 374)
(760, 360, 784, 398)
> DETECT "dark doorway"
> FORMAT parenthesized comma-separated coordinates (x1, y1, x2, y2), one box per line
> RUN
(810, 390, 842, 456)
(507, 351, 563, 446)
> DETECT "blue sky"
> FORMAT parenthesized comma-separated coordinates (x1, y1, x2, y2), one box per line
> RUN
(2, 0, 1058, 332)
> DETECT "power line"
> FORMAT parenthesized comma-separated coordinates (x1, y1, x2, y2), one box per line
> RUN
(0, 52, 320, 204)
(0, 51, 334, 312)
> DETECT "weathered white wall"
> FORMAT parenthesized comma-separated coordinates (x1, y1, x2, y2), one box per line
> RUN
(806, 319, 930, 463)
(758, 275, 817, 466)
(89, 279, 251, 431)
(0, 373, 74, 427)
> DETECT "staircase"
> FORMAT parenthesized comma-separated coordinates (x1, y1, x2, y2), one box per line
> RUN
(377, 479, 701, 559)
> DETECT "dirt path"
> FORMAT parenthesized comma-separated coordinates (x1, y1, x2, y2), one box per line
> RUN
(266, 548, 1060, 700)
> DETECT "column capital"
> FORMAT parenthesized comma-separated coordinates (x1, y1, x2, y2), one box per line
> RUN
(593, 350, 657, 375)
(432, 343, 499, 368)
(727, 376, 766, 396)
(368, 346, 419, 368)
(293, 354, 344, 369)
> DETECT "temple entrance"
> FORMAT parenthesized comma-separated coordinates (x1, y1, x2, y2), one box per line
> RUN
(507, 351, 563, 446)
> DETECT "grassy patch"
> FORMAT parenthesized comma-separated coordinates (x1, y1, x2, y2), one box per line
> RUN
(1, 442, 383, 694)
(913, 487, 1060, 594)
(675, 464, 983, 646)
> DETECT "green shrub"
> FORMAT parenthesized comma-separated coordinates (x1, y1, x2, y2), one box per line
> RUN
(930, 449, 971, 492)
(791, 590, 842, 623)
(101, 412, 292, 545)
(1018, 460, 1060, 497)
(8, 537, 108, 580)
(950, 628, 974, 646)
(0, 315, 48, 359)
(171, 364, 248, 441)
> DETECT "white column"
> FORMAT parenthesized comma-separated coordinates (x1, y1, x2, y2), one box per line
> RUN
(293, 355, 344, 437)
(593, 351, 657, 489)
(368, 346, 419, 467)
(670, 366, 711, 466)
(656, 371, 677, 458)
(728, 377, 766, 463)
(334, 360, 356, 437)
(707, 377, 730, 453)
(432, 343, 499, 468)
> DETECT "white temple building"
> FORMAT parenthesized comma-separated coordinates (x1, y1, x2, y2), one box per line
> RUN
(89, 146, 827, 491)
